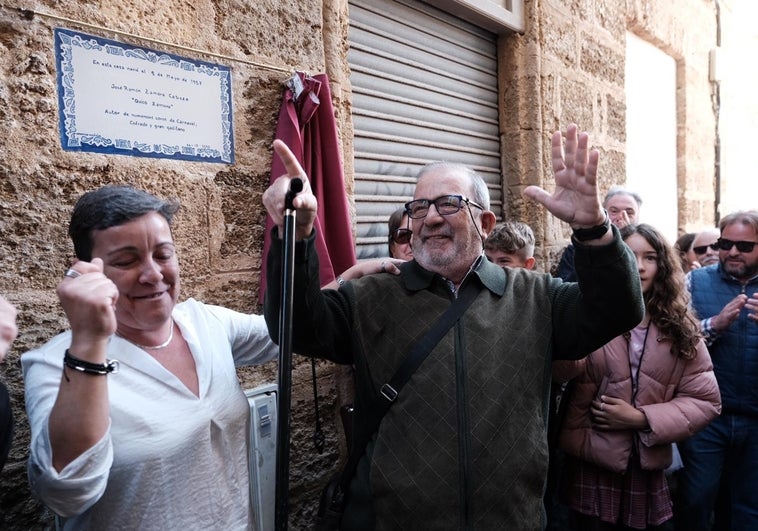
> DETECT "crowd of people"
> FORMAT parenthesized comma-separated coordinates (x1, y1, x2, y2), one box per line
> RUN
(488, 203, 757, 531)
(1, 122, 756, 530)
(262, 123, 756, 529)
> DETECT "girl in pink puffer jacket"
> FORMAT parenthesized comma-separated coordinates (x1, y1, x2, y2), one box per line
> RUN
(553, 223, 721, 530)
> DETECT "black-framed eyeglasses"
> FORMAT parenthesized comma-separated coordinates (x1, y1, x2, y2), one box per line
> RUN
(404, 195, 484, 219)
(717, 238, 758, 253)
(391, 228, 412, 245)
(693, 242, 719, 255)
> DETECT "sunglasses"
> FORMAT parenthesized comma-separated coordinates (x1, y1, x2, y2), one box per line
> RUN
(391, 228, 411, 245)
(693, 242, 719, 255)
(716, 238, 758, 253)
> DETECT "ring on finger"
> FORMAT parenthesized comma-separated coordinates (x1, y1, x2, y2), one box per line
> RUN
(64, 268, 82, 279)
(380, 261, 387, 273)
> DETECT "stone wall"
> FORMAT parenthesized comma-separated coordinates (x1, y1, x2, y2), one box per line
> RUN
(500, 0, 716, 270)
(0, 0, 354, 528)
(0, 0, 718, 528)
(716, 0, 758, 216)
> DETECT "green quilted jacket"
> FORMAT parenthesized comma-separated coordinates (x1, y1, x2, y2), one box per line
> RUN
(265, 226, 642, 530)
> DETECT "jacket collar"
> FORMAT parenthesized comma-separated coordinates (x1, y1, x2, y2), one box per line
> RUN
(716, 263, 758, 286)
(399, 254, 506, 297)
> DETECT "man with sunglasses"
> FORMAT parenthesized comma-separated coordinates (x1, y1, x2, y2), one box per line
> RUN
(262, 124, 643, 529)
(387, 207, 413, 260)
(691, 227, 720, 267)
(676, 210, 758, 531)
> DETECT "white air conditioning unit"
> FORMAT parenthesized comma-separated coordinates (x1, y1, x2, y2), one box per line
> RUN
(245, 383, 278, 531)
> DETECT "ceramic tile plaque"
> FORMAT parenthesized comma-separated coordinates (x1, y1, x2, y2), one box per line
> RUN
(55, 28, 234, 163)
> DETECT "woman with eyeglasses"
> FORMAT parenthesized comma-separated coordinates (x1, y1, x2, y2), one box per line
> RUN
(553, 223, 721, 531)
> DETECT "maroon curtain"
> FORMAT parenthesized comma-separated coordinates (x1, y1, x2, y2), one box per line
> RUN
(259, 72, 357, 302)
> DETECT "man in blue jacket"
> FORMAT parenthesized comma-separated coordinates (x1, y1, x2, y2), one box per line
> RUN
(677, 209, 758, 531)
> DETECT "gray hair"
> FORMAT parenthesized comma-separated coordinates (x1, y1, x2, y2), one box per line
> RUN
(415, 162, 491, 211)
(603, 186, 643, 208)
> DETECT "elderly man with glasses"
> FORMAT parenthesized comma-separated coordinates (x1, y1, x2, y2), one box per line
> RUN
(262, 124, 643, 530)
(677, 209, 758, 531)
(691, 227, 721, 267)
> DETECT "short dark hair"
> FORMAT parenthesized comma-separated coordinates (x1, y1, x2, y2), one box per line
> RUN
(484, 221, 535, 258)
(69, 185, 180, 260)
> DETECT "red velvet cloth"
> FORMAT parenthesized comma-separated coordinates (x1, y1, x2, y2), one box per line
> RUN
(259, 72, 356, 302)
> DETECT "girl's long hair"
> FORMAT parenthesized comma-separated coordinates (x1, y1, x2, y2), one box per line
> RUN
(620, 224, 701, 360)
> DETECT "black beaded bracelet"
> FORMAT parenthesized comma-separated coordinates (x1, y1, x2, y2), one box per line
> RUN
(63, 349, 120, 375)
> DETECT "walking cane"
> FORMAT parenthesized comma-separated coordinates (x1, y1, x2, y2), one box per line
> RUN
(275, 177, 303, 531)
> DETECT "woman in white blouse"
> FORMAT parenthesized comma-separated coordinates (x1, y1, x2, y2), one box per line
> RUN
(22, 185, 278, 530)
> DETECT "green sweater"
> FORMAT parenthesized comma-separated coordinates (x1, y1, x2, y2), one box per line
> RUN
(264, 226, 643, 530)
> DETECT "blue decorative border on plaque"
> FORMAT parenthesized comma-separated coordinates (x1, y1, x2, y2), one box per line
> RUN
(54, 28, 234, 164)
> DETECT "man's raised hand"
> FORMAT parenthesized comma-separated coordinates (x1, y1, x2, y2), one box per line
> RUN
(522, 124, 606, 230)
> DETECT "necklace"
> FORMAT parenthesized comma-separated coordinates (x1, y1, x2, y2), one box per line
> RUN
(116, 319, 175, 350)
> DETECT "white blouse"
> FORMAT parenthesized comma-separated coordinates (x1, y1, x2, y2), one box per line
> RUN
(22, 298, 278, 530)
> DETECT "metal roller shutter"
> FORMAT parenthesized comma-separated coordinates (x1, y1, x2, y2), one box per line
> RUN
(348, 0, 502, 259)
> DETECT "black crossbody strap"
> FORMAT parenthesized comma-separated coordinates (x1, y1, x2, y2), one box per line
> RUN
(335, 280, 482, 494)
(379, 281, 481, 403)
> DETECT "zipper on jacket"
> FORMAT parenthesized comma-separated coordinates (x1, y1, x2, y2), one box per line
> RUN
(450, 263, 481, 529)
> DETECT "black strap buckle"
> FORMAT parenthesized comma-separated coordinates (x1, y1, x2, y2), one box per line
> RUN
(380, 383, 398, 402)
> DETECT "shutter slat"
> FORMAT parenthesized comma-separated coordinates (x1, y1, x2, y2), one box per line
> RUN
(349, 0, 502, 259)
